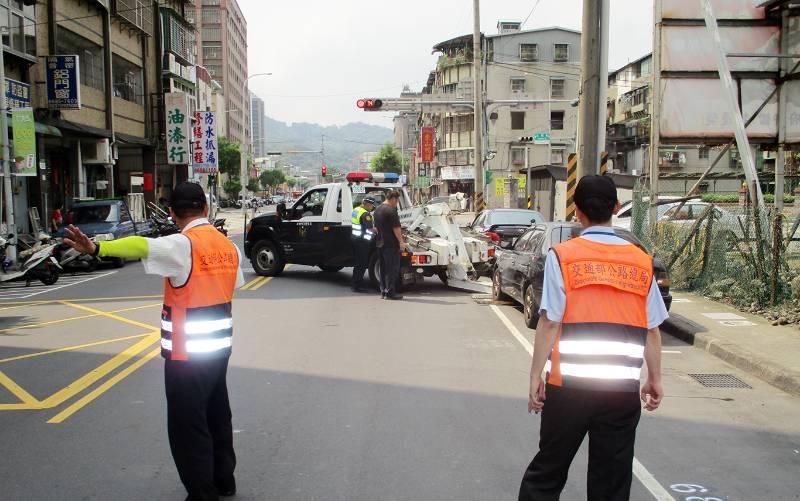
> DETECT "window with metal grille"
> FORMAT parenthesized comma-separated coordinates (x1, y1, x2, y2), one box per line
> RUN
(56, 27, 105, 91)
(551, 111, 564, 130)
(203, 44, 222, 60)
(551, 79, 565, 98)
(554, 44, 569, 62)
(511, 77, 526, 93)
(699, 146, 709, 159)
(112, 55, 144, 105)
(0, 0, 36, 57)
(520, 43, 538, 62)
(511, 111, 525, 130)
(202, 8, 220, 23)
(551, 149, 565, 165)
(202, 27, 221, 41)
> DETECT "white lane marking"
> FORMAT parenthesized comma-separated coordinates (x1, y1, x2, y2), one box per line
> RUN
(671, 298, 692, 303)
(662, 350, 682, 354)
(702, 312, 745, 321)
(719, 320, 757, 327)
(489, 305, 676, 501)
(6, 271, 117, 299)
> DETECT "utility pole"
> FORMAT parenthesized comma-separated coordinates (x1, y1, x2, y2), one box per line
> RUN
(776, 8, 789, 212)
(577, 0, 610, 179)
(0, 36, 15, 261)
(472, 0, 484, 212)
(649, 0, 663, 226)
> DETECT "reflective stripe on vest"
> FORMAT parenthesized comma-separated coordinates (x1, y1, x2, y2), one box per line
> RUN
(161, 224, 239, 361)
(351, 207, 370, 239)
(548, 236, 652, 392)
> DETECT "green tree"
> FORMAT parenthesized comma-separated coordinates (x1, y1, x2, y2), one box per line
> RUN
(297, 178, 311, 190)
(259, 169, 286, 194)
(223, 178, 242, 199)
(370, 143, 405, 174)
(246, 178, 261, 194)
(218, 138, 241, 178)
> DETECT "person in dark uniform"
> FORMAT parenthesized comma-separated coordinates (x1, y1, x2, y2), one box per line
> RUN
(373, 190, 406, 300)
(64, 183, 244, 501)
(351, 197, 376, 292)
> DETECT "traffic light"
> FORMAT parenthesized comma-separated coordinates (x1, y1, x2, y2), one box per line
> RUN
(321, 164, 327, 176)
(520, 136, 534, 143)
(356, 98, 383, 110)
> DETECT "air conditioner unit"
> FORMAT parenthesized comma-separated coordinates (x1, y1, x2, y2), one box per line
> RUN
(81, 139, 112, 165)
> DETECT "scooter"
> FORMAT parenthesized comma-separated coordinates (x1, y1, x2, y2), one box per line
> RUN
(0, 234, 61, 286)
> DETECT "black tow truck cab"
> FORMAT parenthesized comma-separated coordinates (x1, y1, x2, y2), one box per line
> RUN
(244, 181, 413, 286)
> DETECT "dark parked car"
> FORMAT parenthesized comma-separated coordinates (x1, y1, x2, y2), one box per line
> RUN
(492, 223, 672, 328)
(467, 209, 545, 246)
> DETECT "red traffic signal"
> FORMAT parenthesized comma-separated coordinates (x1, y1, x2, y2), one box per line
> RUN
(321, 164, 327, 176)
(356, 98, 383, 110)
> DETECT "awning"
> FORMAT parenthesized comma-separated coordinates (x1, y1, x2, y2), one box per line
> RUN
(116, 132, 152, 147)
(45, 118, 112, 138)
(35, 122, 62, 137)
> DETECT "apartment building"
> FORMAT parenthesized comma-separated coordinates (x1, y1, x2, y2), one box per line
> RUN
(607, 54, 742, 194)
(423, 22, 581, 208)
(250, 91, 266, 158)
(194, 0, 248, 147)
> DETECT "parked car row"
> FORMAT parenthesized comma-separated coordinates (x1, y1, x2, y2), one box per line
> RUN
(491, 222, 673, 328)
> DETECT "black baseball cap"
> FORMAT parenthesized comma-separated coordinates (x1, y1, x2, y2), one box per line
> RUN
(170, 182, 207, 210)
(574, 175, 618, 211)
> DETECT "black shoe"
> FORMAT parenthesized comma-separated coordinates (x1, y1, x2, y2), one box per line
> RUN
(381, 292, 386, 299)
(216, 476, 236, 497)
(385, 294, 404, 300)
(351, 287, 369, 293)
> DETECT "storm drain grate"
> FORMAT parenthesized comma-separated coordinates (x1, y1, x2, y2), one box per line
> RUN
(688, 373, 752, 389)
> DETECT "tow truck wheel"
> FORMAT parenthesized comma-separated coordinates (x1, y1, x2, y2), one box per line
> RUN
(492, 270, 509, 302)
(368, 253, 381, 290)
(39, 268, 59, 286)
(523, 284, 539, 329)
(437, 271, 448, 285)
(319, 266, 343, 273)
(251, 240, 285, 276)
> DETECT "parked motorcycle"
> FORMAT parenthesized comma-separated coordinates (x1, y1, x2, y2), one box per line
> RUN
(0, 234, 61, 285)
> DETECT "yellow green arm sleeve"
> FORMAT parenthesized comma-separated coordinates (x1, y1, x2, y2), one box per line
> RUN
(97, 236, 149, 259)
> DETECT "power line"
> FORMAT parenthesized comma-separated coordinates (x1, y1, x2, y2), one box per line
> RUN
(521, 0, 543, 28)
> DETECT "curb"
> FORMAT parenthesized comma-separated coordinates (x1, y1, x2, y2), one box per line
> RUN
(661, 317, 800, 397)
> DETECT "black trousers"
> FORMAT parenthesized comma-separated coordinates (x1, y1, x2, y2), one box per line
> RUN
(379, 246, 400, 295)
(519, 385, 641, 501)
(165, 357, 236, 501)
(351, 239, 370, 288)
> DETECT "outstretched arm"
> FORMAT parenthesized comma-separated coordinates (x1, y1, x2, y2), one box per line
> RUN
(64, 225, 149, 260)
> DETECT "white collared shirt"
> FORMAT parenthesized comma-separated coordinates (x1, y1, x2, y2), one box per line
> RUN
(143, 218, 245, 289)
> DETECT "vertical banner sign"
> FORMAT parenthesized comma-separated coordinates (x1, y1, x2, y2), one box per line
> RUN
(164, 92, 189, 165)
(192, 111, 219, 173)
(421, 126, 435, 163)
(46, 55, 81, 109)
(495, 177, 505, 197)
(11, 108, 36, 176)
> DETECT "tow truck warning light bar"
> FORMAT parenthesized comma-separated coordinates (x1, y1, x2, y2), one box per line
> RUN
(346, 172, 372, 183)
(356, 98, 383, 110)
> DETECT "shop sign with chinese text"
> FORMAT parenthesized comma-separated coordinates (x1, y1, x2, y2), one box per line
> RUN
(5, 79, 30, 109)
(46, 55, 81, 109)
(165, 92, 190, 165)
(192, 111, 218, 174)
(421, 126, 435, 162)
(11, 108, 36, 176)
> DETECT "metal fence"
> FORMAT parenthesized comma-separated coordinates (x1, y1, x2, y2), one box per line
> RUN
(630, 182, 800, 308)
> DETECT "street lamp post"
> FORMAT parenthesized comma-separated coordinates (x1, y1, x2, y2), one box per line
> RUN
(240, 72, 272, 214)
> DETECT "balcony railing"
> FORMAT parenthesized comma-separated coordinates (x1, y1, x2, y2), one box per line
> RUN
(114, 0, 154, 36)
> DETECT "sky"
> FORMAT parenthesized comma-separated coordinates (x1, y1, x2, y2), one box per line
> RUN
(241, 0, 653, 129)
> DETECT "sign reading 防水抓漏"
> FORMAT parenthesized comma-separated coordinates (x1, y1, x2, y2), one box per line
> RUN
(5, 79, 31, 109)
(11, 108, 36, 177)
(192, 111, 219, 174)
(165, 92, 190, 165)
(46, 55, 81, 110)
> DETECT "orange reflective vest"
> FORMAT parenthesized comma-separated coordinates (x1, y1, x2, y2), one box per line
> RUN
(548, 237, 652, 392)
(161, 224, 239, 361)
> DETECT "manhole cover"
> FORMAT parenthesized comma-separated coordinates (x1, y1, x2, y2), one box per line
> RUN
(688, 373, 752, 389)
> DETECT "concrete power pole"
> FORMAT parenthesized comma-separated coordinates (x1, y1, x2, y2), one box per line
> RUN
(472, 0, 484, 213)
(0, 38, 15, 261)
(577, 0, 610, 179)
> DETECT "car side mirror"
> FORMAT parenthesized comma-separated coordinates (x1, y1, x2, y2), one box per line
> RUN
(277, 203, 287, 219)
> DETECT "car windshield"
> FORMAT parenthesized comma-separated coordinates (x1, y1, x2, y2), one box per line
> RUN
(353, 187, 390, 206)
(489, 211, 543, 226)
(70, 204, 119, 224)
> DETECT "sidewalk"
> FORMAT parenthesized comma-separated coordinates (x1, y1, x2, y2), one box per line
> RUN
(662, 291, 800, 396)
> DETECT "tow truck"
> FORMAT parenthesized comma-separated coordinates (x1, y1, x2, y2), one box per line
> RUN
(244, 172, 492, 292)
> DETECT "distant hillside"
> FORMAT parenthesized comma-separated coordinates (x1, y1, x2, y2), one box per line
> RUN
(263, 117, 393, 172)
